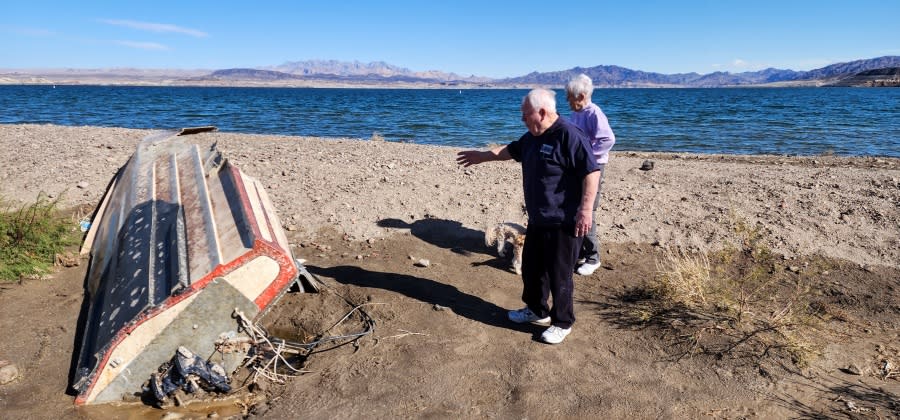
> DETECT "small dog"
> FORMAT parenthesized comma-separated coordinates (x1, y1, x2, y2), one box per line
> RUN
(485, 222, 526, 274)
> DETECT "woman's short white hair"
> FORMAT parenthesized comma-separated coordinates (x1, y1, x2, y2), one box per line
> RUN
(566, 74, 594, 99)
(522, 88, 557, 113)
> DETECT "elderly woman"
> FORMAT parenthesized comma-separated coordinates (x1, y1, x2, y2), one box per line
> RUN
(565, 74, 616, 276)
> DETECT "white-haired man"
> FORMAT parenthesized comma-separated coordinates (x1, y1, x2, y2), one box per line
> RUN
(456, 88, 600, 344)
(565, 74, 616, 276)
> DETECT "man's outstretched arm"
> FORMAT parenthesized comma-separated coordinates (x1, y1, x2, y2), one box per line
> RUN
(456, 145, 512, 167)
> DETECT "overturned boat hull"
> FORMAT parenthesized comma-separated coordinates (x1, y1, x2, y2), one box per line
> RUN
(73, 128, 298, 405)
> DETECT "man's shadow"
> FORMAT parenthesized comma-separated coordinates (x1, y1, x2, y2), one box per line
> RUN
(377, 217, 486, 256)
(307, 265, 540, 334)
(378, 216, 520, 275)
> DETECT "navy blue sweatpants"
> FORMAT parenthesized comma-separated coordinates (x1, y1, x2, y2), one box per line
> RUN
(520, 225, 580, 329)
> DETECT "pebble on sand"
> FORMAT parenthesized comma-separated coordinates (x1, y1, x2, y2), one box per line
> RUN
(0, 362, 20, 385)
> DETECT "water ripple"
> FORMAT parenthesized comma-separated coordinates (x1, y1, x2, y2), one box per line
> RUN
(0, 85, 898, 157)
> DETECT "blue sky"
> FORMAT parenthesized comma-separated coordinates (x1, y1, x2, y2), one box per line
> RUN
(2, 1, 899, 78)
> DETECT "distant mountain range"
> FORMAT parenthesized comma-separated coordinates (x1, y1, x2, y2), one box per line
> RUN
(191, 55, 900, 87)
(2, 56, 899, 88)
(266, 59, 492, 83)
(494, 56, 900, 87)
(205, 67, 486, 85)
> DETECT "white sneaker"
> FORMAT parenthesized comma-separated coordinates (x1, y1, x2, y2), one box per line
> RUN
(507, 307, 551, 326)
(541, 325, 572, 344)
(576, 261, 602, 276)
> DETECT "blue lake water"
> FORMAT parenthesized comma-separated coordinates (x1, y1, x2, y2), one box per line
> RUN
(2, 85, 898, 157)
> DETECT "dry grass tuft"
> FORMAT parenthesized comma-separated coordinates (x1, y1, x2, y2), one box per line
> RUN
(652, 248, 712, 306)
(637, 215, 824, 368)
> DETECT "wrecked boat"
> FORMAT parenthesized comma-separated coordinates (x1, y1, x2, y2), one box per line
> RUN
(72, 127, 300, 405)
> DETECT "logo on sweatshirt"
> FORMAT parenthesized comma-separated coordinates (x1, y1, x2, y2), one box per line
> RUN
(540, 143, 554, 159)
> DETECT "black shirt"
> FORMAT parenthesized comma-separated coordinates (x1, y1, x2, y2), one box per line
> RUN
(507, 118, 599, 227)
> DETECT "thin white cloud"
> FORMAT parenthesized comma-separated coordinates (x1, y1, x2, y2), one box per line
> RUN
(114, 40, 169, 51)
(99, 19, 208, 38)
(732, 59, 749, 68)
(0, 25, 55, 37)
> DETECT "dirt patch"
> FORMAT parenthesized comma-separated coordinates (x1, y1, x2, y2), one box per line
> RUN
(1, 226, 898, 418)
(0, 247, 88, 419)
(255, 227, 899, 418)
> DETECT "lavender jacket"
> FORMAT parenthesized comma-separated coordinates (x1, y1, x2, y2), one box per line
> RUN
(568, 102, 615, 164)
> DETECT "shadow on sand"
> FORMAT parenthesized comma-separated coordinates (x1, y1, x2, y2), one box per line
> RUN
(767, 372, 900, 417)
(377, 217, 486, 256)
(377, 216, 517, 273)
(306, 264, 538, 335)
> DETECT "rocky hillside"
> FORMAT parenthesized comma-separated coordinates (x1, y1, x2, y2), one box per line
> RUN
(207, 68, 300, 80)
(828, 66, 900, 87)
(801, 56, 900, 80)
(498, 65, 699, 87)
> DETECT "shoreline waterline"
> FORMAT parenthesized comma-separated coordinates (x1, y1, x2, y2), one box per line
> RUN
(5, 122, 900, 165)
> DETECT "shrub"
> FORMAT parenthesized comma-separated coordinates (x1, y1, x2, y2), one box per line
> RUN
(0, 194, 79, 282)
(642, 215, 821, 367)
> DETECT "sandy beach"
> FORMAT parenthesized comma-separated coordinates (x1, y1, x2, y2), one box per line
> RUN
(1, 124, 898, 418)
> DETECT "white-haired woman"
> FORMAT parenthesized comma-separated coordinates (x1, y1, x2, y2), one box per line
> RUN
(565, 74, 616, 276)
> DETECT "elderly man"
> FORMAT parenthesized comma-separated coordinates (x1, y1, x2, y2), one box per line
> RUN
(457, 88, 600, 344)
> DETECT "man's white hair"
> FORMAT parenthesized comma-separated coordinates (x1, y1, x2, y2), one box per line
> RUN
(565, 74, 594, 99)
(523, 88, 557, 113)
